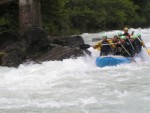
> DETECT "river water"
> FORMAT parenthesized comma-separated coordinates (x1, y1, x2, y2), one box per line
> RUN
(0, 28, 150, 113)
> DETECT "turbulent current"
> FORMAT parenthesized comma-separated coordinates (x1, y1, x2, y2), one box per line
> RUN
(0, 28, 150, 113)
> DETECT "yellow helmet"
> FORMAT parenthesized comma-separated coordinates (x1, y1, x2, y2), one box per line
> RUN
(124, 27, 128, 31)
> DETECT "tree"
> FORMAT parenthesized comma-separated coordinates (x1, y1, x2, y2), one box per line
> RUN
(0, 1, 19, 31)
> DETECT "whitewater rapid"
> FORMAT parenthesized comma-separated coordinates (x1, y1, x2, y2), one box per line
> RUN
(0, 28, 150, 113)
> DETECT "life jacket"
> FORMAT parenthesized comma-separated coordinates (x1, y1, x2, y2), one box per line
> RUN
(94, 39, 112, 51)
(113, 42, 134, 57)
(112, 39, 120, 49)
(93, 41, 101, 51)
(122, 42, 134, 57)
(100, 40, 111, 56)
(132, 39, 141, 53)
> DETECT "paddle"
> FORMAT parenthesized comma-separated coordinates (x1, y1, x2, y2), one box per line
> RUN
(92, 38, 101, 42)
(144, 47, 150, 55)
(127, 38, 135, 50)
(79, 44, 91, 49)
(92, 38, 112, 42)
(136, 37, 150, 55)
(120, 44, 136, 63)
(131, 31, 134, 35)
(79, 43, 116, 49)
(120, 44, 131, 56)
(126, 31, 135, 50)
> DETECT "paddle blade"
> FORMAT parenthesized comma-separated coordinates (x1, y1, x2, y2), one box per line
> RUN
(92, 38, 101, 42)
(147, 49, 150, 55)
(96, 47, 100, 51)
(79, 44, 91, 49)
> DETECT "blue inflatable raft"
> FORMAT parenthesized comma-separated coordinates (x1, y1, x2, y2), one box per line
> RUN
(96, 56, 132, 67)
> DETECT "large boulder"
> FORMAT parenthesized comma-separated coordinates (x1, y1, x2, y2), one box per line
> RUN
(0, 52, 23, 67)
(48, 35, 85, 48)
(0, 30, 25, 67)
(0, 28, 90, 67)
(61, 35, 85, 48)
(0, 43, 26, 67)
(23, 27, 50, 59)
(35, 46, 85, 62)
(0, 30, 19, 49)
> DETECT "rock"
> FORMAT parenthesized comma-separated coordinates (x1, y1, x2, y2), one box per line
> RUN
(0, 43, 26, 67)
(0, 28, 91, 67)
(35, 46, 85, 62)
(0, 51, 6, 65)
(23, 27, 50, 59)
(0, 30, 19, 49)
(0, 30, 24, 67)
(49, 35, 85, 48)
(61, 35, 85, 48)
(0, 52, 23, 67)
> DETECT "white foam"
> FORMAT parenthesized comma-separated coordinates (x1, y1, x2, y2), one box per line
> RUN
(0, 28, 150, 112)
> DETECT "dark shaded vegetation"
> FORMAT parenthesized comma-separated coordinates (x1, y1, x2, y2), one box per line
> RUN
(0, 0, 150, 36)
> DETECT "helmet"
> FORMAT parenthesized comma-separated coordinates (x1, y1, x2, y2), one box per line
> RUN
(118, 32, 123, 36)
(114, 35, 118, 37)
(130, 35, 137, 39)
(102, 34, 107, 38)
(124, 27, 128, 31)
(120, 36, 126, 40)
(137, 33, 141, 37)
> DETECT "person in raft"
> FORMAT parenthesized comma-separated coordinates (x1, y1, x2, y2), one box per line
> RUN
(113, 36, 134, 57)
(93, 34, 111, 56)
(117, 32, 123, 38)
(135, 33, 146, 53)
(130, 35, 141, 55)
(123, 27, 130, 38)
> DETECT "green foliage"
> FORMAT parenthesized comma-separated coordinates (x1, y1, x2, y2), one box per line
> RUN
(0, 0, 150, 36)
(0, 18, 9, 25)
(41, 0, 149, 36)
(130, 0, 148, 27)
(0, 2, 19, 31)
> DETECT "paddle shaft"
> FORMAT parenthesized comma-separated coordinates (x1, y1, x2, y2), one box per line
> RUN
(136, 37, 146, 47)
(98, 43, 116, 45)
(80, 43, 116, 49)
(121, 44, 131, 56)
(136, 36, 150, 54)
(121, 44, 136, 63)
(127, 38, 135, 50)
(92, 38, 112, 42)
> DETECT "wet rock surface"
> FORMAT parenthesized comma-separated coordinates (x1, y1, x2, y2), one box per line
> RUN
(0, 27, 90, 67)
